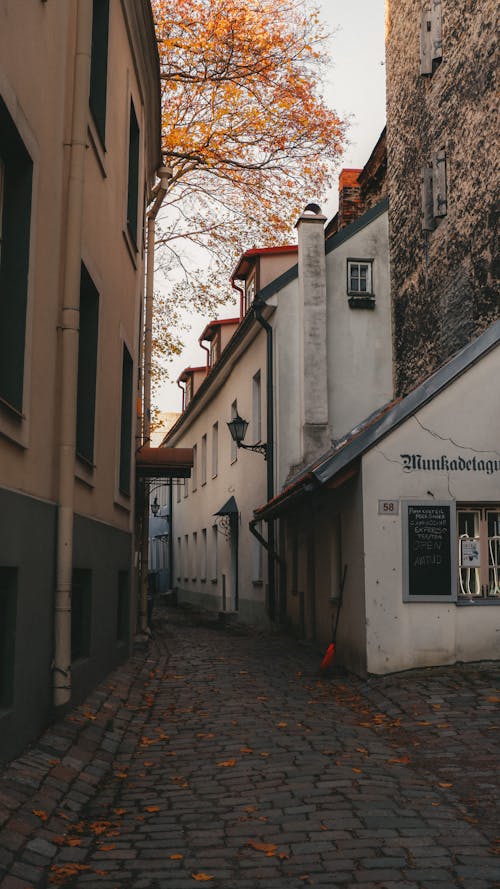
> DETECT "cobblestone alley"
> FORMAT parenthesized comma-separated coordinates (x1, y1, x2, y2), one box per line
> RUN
(1, 609, 499, 889)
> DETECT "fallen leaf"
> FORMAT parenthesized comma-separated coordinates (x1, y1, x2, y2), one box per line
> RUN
(90, 821, 111, 836)
(388, 756, 411, 764)
(240, 747, 253, 754)
(145, 806, 160, 813)
(170, 853, 184, 860)
(259, 752, 270, 758)
(217, 759, 236, 767)
(98, 844, 116, 851)
(33, 810, 48, 821)
(244, 806, 256, 812)
(276, 722, 288, 728)
(191, 874, 214, 881)
(247, 841, 278, 855)
(487, 696, 500, 703)
(352, 768, 363, 774)
(113, 808, 127, 815)
(438, 782, 453, 788)
(82, 711, 96, 720)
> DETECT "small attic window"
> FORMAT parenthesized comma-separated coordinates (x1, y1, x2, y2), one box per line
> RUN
(347, 260, 375, 309)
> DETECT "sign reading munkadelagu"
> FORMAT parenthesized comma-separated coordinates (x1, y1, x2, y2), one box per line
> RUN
(401, 454, 500, 475)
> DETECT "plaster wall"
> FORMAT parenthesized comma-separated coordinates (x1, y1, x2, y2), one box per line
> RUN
(168, 331, 270, 623)
(258, 253, 298, 291)
(326, 209, 393, 440)
(361, 343, 500, 674)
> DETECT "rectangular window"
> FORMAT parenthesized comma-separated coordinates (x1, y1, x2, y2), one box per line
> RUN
(119, 345, 134, 495)
(177, 481, 182, 503)
(0, 568, 17, 709)
(177, 537, 181, 581)
(192, 443, 198, 491)
(184, 534, 189, 580)
(0, 98, 33, 413)
(252, 371, 262, 443)
(76, 264, 99, 464)
(432, 148, 447, 218)
(230, 400, 238, 463)
(127, 100, 140, 246)
(89, 0, 110, 143)
(212, 422, 218, 477)
(201, 434, 207, 485)
(192, 531, 197, 579)
(201, 528, 207, 581)
(116, 571, 129, 642)
(71, 569, 92, 661)
(184, 477, 189, 499)
(347, 260, 372, 295)
(458, 507, 500, 598)
(210, 524, 218, 581)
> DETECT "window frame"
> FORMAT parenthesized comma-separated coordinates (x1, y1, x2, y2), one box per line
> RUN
(89, 0, 110, 146)
(201, 433, 207, 485)
(457, 505, 500, 600)
(76, 263, 100, 466)
(212, 422, 218, 478)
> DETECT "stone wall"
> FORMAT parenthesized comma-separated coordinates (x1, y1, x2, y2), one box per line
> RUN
(386, 0, 499, 396)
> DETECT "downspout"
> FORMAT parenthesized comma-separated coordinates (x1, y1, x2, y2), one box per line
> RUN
(231, 277, 245, 320)
(177, 379, 186, 411)
(198, 334, 210, 373)
(53, 0, 93, 708)
(252, 298, 276, 621)
(139, 166, 171, 632)
(168, 480, 173, 590)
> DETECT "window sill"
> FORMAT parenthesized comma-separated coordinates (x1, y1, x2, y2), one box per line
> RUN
(348, 295, 376, 310)
(457, 597, 500, 606)
(0, 397, 28, 449)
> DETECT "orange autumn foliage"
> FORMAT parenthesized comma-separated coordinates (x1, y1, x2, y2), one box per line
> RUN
(149, 0, 344, 398)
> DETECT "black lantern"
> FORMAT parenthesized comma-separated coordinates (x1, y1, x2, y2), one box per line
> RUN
(226, 413, 267, 458)
(151, 496, 160, 517)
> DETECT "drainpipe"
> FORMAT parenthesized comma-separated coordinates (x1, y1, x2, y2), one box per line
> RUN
(177, 379, 186, 411)
(198, 334, 210, 373)
(53, 0, 93, 708)
(168, 481, 173, 591)
(231, 277, 245, 320)
(139, 166, 171, 632)
(252, 298, 276, 621)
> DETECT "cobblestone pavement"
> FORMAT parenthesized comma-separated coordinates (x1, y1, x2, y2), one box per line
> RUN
(1, 608, 499, 889)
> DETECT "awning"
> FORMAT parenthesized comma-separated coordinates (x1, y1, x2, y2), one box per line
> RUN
(136, 446, 193, 479)
(214, 495, 238, 516)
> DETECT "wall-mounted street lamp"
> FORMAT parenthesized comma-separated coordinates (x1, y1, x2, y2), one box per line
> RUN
(151, 496, 160, 517)
(227, 413, 268, 459)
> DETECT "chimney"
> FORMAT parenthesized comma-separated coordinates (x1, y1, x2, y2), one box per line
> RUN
(295, 203, 331, 464)
(338, 169, 364, 229)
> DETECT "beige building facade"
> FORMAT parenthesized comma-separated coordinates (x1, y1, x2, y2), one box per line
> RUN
(0, 0, 161, 762)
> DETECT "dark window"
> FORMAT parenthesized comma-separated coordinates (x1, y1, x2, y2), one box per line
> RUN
(76, 264, 99, 464)
(0, 568, 17, 709)
(117, 570, 129, 642)
(89, 0, 110, 144)
(127, 101, 140, 246)
(0, 98, 33, 413)
(119, 344, 133, 495)
(71, 569, 92, 661)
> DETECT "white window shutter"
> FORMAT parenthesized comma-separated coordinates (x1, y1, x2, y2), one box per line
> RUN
(432, 149, 447, 217)
(421, 165, 435, 230)
(420, 5, 433, 75)
(430, 0, 443, 62)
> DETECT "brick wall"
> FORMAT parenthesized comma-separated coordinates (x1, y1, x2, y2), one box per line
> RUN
(386, 0, 499, 395)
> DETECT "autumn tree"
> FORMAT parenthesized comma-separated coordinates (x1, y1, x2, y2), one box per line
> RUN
(150, 0, 344, 391)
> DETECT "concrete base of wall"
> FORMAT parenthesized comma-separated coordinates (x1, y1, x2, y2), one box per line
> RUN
(0, 488, 133, 764)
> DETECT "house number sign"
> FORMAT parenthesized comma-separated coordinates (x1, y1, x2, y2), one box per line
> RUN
(378, 500, 399, 515)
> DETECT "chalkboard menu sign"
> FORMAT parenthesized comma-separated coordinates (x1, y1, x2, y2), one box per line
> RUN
(403, 502, 457, 602)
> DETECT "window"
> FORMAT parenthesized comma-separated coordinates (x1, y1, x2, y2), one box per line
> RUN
(119, 345, 134, 495)
(0, 568, 17, 709)
(184, 477, 189, 499)
(201, 434, 207, 485)
(76, 264, 99, 464)
(0, 98, 33, 413)
(432, 149, 447, 218)
(212, 422, 218, 477)
(347, 260, 375, 309)
(458, 507, 500, 599)
(347, 260, 372, 295)
(192, 532, 198, 579)
(210, 335, 220, 366)
(201, 528, 207, 581)
(245, 276, 256, 313)
(252, 371, 262, 443)
(210, 524, 218, 581)
(116, 571, 129, 642)
(192, 443, 198, 491)
(184, 535, 189, 580)
(420, 0, 442, 76)
(127, 100, 140, 246)
(230, 400, 238, 463)
(176, 537, 181, 581)
(71, 569, 92, 661)
(176, 482, 182, 503)
(89, 0, 110, 143)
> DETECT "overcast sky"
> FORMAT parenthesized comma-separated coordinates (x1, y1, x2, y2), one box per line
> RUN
(157, 0, 387, 413)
